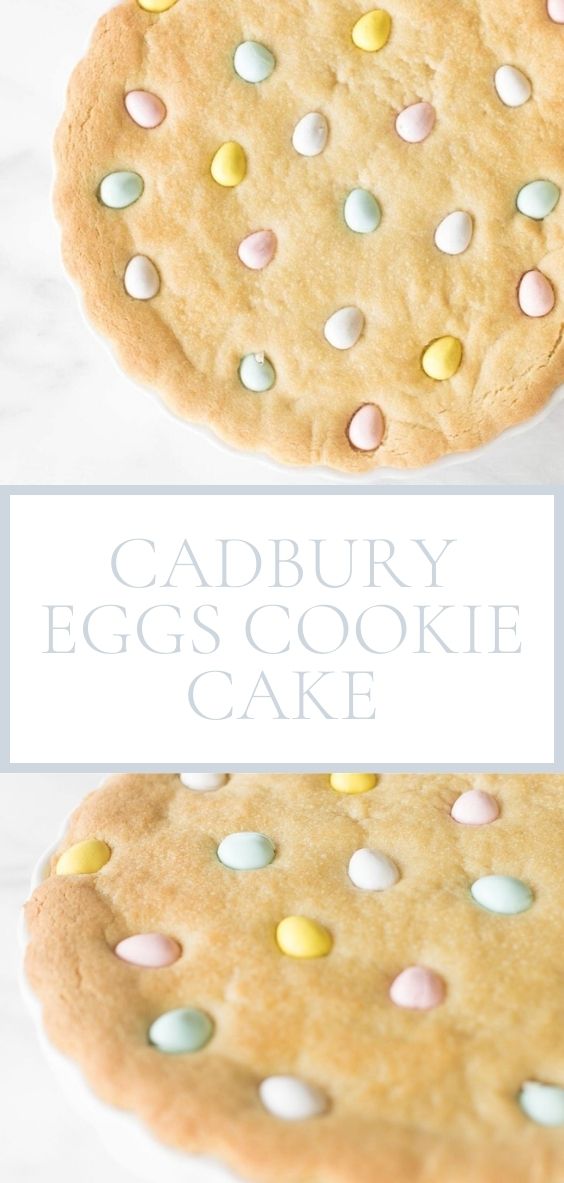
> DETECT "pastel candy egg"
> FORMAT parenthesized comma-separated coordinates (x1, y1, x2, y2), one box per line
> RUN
(124, 90, 166, 129)
(519, 1082, 564, 1126)
(292, 112, 328, 157)
(124, 256, 160, 300)
(470, 875, 533, 914)
(347, 403, 385, 452)
(114, 933, 181, 967)
(239, 353, 276, 392)
(330, 773, 377, 794)
(348, 848, 400, 891)
(494, 65, 532, 107)
(517, 179, 560, 219)
(56, 839, 111, 876)
(451, 789, 500, 826)
(211, 142, 247, 187)
(217, 831, 275, 870)
(548, 0, 564, 22)
(149, 1007, 213, 1053)
(421, 336, 463, 380)
(138, 0, 179, 10)
(259, 1075, 328, 1120)
(324, 306, 364, 350)
(238, 229, 277, 271)
(276, 915, 332, 959)
(434, 211, 473, 256)
(99, 171, 144, 209)
(518, 270, 556, 317)
(180, 773, 228, 791)
(389, 966, 446, 1010)
(234, 41, 275, 83)
(344, 188, 381, 234)
(396, 102, 436, 144)
(351, 10, 391, 52)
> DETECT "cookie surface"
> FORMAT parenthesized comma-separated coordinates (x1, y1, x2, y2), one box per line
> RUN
(25, 773, 564, 1183)
(54, 1, 564, 472)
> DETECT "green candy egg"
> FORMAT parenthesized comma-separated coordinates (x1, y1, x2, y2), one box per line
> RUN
(99, 171, 144, 210)
(217, 831, 275, 870)
(239, 353, 276, 392)
(516, 179, 560, 220)
(344, 188, 382, 234)
(470, 874, 533, 915)
(148, 1007, 213, 1054)
(519, 1082, 564, 1127)
(233, 41, 275, 83)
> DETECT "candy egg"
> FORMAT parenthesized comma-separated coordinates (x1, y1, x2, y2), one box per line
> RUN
(516, 179, 560, 219)
(56, 839, 111, 876)
(421, 336, 463, 380)
(292, 112, 328, 157)
(348, 848, 400, 891)
(276, 916, 332, 958)
(470, 875, 533, 914)
(217, 832, 275, 870)
(330, 773, 377, 794)
(124, 90, 166, 128)
(434, 211, 473, 256)
(519, 1082, 564, 1126)
(211, 141, 247, 187)
(343, 188, 381, 234)
(180, 773, 228, 791)
(99, 171, 144, 209)
(259, 1075, 328, 1120)
(138, 0, 179, 10)
(518, 270, 556, 317)
(234, 41, 275, 83)
(347, 403, 385, 451)
(548, 0, 564, 22)
(351, 10, 391, 52)
(239, 353, 276, 392)
(451, 789, 500, 826)
(395, 102, 435, 143)
(124, 255, 160, 300)
(149, 1007, 213, 1053)
(114, 934, 181, 967)
(389, 966, 446, 1010)
(494, 65, 532, 107)
(324, 306, 364, 350)
(238, 229, 277, 271)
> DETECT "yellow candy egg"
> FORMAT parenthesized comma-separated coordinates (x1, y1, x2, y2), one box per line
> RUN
(330, 773, 378, 794)
(56, 839, 111, 876)
(421, 336, 463, 381)
(137, 0, 179, 12)
(276, 916, 333, 959)
(352, 10, 391, 52)
(211, 142, 247, 187)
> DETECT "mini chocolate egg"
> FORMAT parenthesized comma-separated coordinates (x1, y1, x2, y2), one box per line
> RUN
(124, 255, 160, 300)
(421, 336, 463, 380)
(519, 1081, 564, 1126)
(324, 306, 364, 350)
(518, 270, 555, 317)
(56, 839, 111, 875)
(548, 0, 564, 22)
(292, 112, 328, 157)
(389, 966, 446, 1010)
(516, 180, 560, 219)
(238, 229, 277, 270)
(494, 65, 532, 107)
(330, 773, 377, 794)
(395, 101, 435, 143)
(259, 1075, 328, 1120)
(138, 0, 179, 10)
(470, 875, 533, 914)
(343, 189, 381, 234)
(434, 211, 473, 256)
(217, 831, 275, 870)
(239, 353, 276, 391)
(234, 41, 275, 83)
(351, 10, 391, 52)
(211, 142, 247, 187)
(276, 916, 332, 958)
(348, 848, 400, 891)
(114, 933, 181, 967)
(124, 90, 166, 128)
(347, 404, 385, 451)
(99, 171, 144, 209)
(149, 1007, 213, 1053)
(451, 789, 499, 825)
(180, 773, 228, 791)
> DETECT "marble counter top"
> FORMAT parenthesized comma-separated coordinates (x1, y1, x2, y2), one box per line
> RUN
(1, 0, 563, 486)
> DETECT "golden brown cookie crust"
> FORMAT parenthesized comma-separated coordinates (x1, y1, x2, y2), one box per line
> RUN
(25, 773, 564, 1183)
(53, 1, 564, 473)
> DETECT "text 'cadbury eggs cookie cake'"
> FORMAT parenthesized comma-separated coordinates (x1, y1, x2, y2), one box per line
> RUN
(54, 1, 564, 472)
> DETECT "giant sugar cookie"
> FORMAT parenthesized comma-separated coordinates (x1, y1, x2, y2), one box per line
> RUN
(25, 773, 564, 1182)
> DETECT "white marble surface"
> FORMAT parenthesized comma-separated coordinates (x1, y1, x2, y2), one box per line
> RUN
(1, 0, 563, 486)
(2, 774, 141, 1182)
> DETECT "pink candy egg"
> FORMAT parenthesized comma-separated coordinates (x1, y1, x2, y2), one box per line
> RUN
(238, 229, 277, 271)
(395, 101, 436, 143)
(451, 788, 500, 826)
(548, 0, 564, 22)
(114, 933, 181, 967)
(347, 403, 385, 451)
(389, 966, 445, 1010)
(518, 269, 556, 317)
(125, 90, 167, 129)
